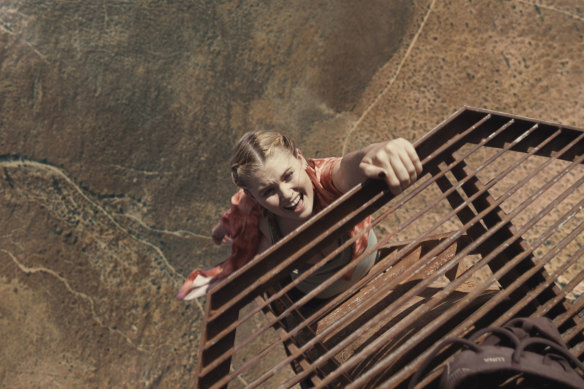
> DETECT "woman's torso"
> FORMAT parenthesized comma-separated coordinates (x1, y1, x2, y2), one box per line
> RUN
(258, 210, 349, 268)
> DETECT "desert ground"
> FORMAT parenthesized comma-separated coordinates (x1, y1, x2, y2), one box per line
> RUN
(1, 0, 583, 387)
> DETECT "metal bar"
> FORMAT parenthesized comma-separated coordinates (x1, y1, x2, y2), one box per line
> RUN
(535, 252, 584, 318)
(254, 294, 328, 386)
(556, 295, 584, 329)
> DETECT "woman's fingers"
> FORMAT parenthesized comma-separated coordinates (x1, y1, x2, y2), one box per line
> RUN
(404, 139, 423, 177)
(359, 138, 422, 195)
(383, 164, 404, 195)
(211, 223, 226, 245)
(359, 158, 404, 195)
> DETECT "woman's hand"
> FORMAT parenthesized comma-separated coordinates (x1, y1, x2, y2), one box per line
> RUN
(334, 138, 422, 195)
(358, 138, 422, 195)
(211, 222, 229, 245)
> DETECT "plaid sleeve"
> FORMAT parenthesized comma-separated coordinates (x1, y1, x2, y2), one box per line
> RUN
(307, 157, 343, 207)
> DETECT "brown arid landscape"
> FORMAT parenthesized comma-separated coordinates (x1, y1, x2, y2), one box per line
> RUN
(1, 0, 583, 387)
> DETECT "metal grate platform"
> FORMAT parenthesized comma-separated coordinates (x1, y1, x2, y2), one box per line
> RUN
(194, 106, 584, 388)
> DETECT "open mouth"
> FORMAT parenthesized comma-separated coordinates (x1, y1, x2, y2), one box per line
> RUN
(284, 193, 303, 211)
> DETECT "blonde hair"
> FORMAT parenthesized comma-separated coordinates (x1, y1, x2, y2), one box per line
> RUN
(230, 130, 297, 188)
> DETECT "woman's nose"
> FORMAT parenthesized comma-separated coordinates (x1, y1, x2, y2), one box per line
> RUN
(278, 184, 294, 201)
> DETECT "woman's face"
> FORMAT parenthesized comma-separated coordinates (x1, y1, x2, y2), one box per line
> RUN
(245, 148, 314, 221)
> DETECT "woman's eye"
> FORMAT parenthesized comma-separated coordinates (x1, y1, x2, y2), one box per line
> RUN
(263, 188, 275, 198)
(284, 172, 293, 181)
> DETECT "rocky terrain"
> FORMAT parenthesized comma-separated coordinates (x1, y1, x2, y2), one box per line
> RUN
(1, 0, 583, 387)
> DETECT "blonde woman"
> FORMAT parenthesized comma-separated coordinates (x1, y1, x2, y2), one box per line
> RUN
(177, 131, 422, 300)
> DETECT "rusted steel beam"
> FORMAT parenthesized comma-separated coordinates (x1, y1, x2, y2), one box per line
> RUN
(280, 133, 580, 382)
(194, 107, 584, 388)
(417, 106, 584, 163)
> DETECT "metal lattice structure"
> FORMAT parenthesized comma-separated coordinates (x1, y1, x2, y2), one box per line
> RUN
(195, 107, 584, 388)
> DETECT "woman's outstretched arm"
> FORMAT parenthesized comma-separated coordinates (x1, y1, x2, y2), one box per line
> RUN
(332, 138, 422, 195)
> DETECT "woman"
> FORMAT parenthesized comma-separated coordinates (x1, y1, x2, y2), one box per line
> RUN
(177, 131, 422, 300)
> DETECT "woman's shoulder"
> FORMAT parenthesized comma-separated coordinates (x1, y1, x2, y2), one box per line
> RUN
(306, 157, 343, 201)
(307, 156, 341, 168)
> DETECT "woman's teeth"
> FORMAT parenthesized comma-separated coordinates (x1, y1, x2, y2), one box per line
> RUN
(285, 195, 301, 210)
